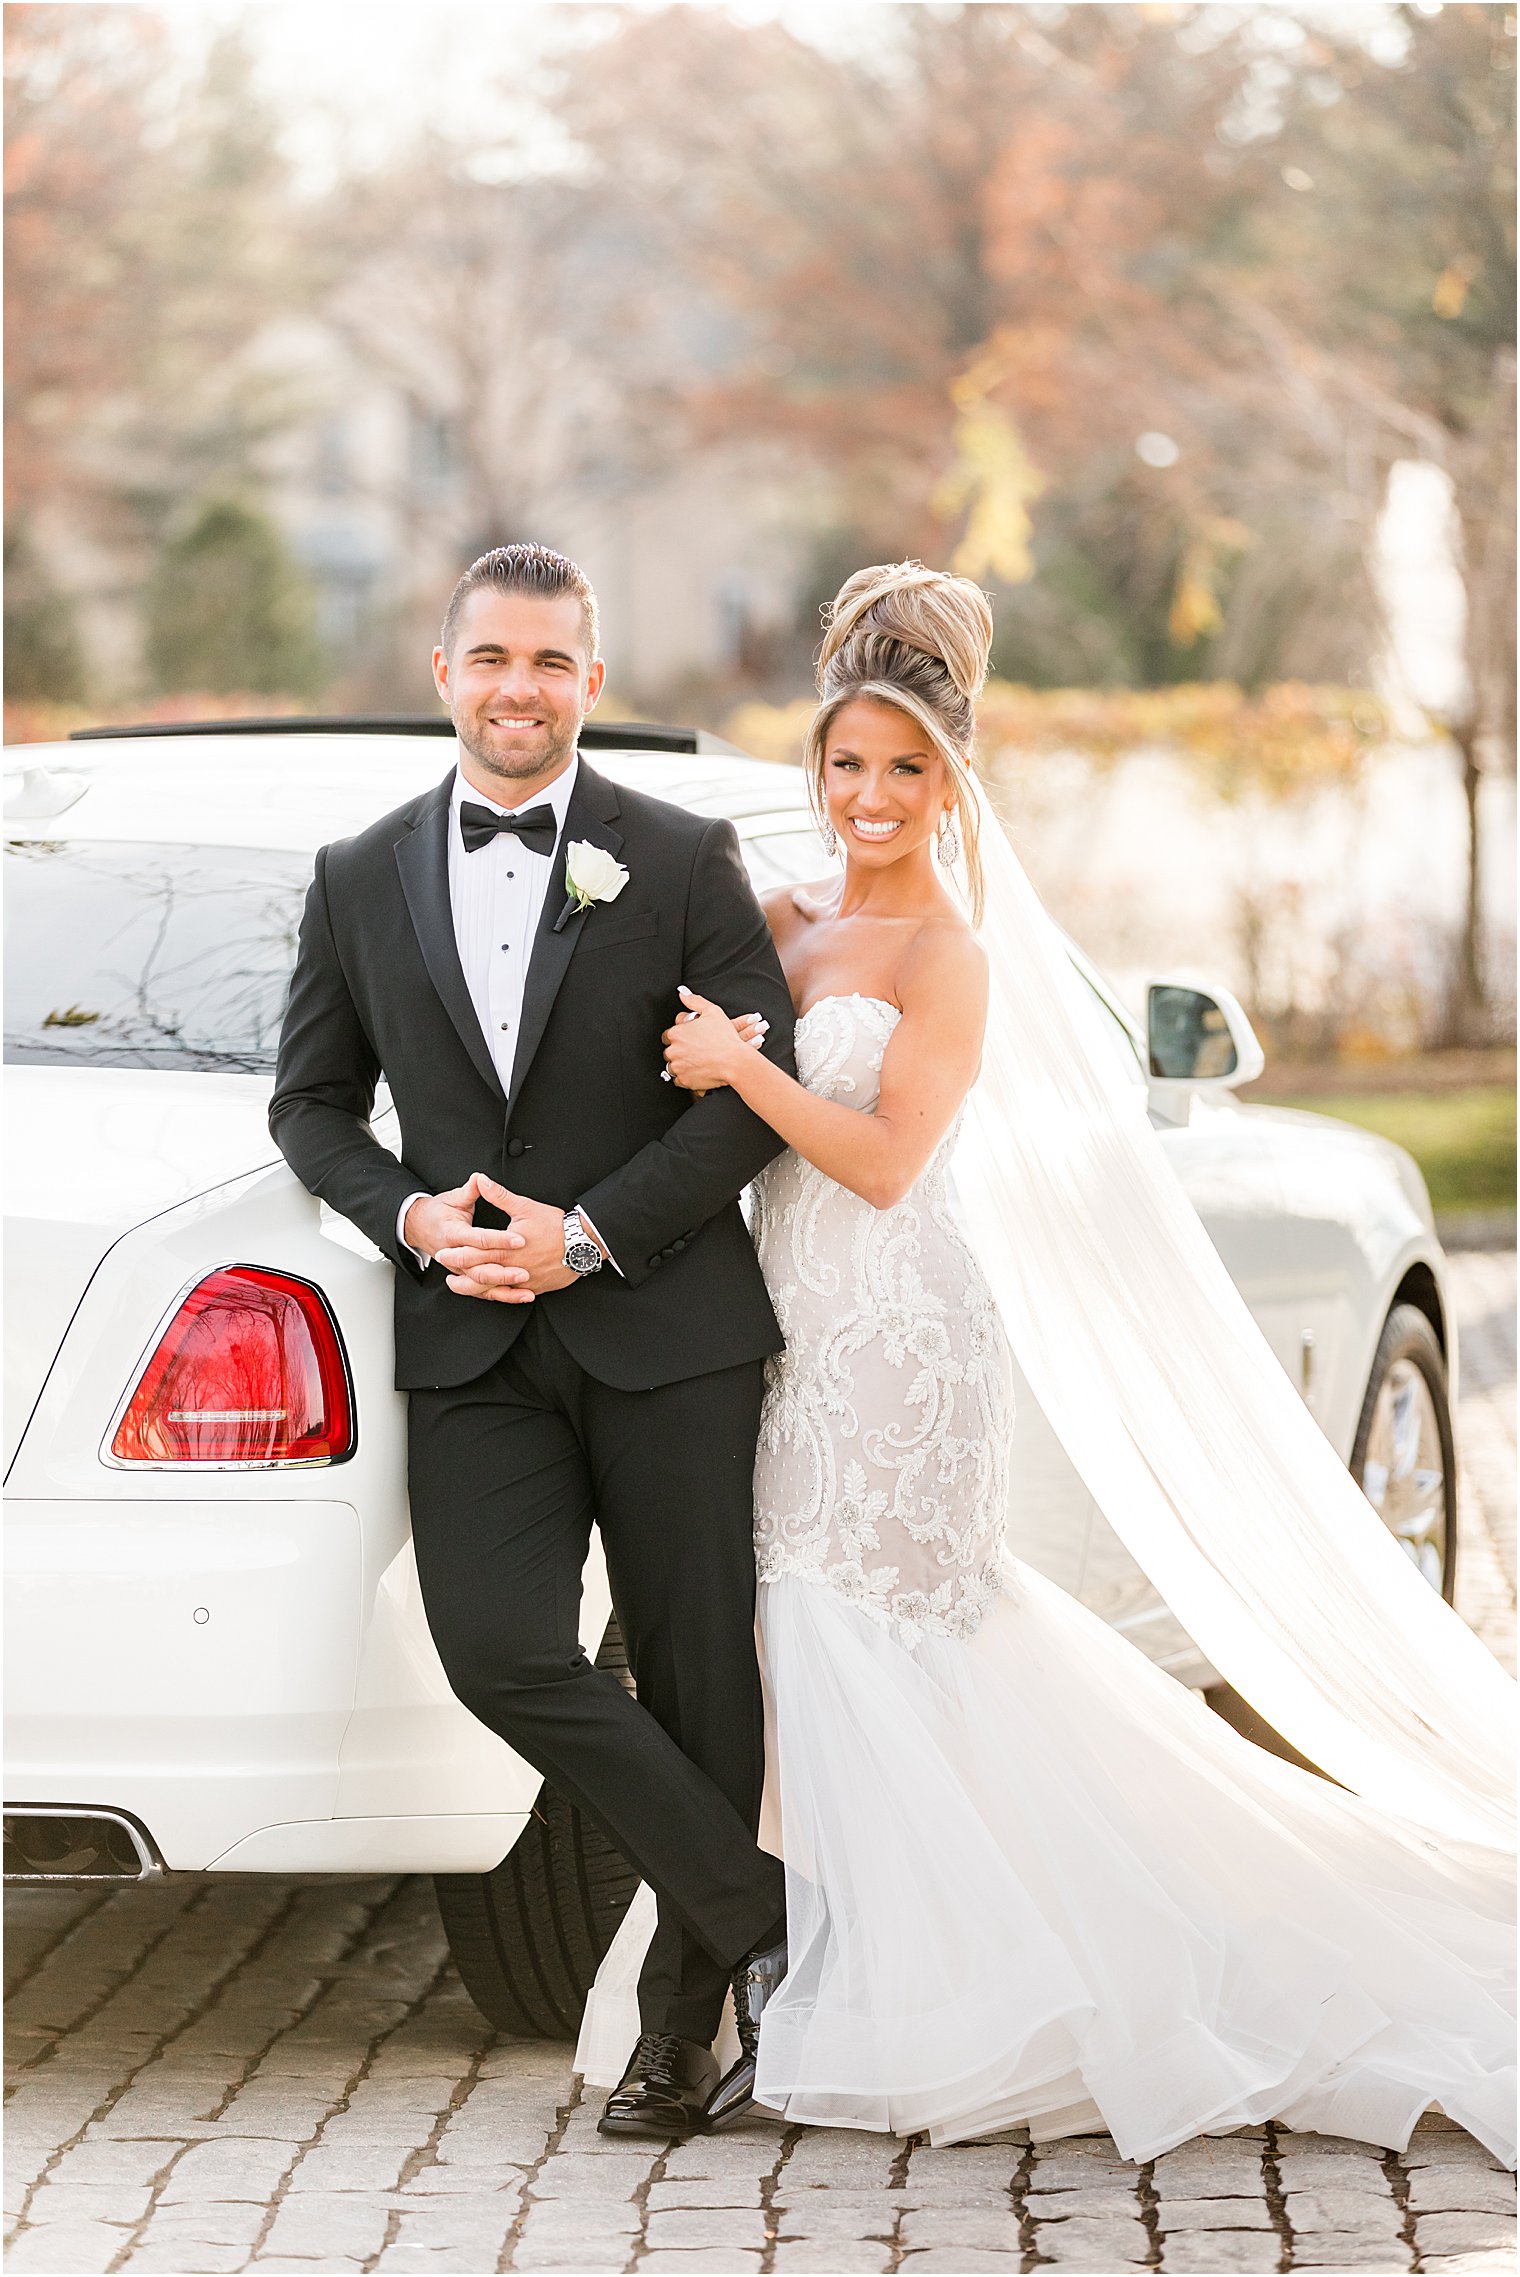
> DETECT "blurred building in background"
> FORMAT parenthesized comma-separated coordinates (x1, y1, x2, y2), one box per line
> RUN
(253, 312, 804, 705)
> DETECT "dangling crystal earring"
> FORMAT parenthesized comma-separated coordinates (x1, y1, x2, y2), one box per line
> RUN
(937, 815, 960, 866)
(822, 817, 838, 857)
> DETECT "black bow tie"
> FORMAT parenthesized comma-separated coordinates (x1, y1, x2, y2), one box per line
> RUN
(459, 800, 559, 856)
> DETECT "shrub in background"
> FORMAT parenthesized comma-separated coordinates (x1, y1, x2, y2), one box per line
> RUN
(145, 497, 323, 699)
(3, 525, 86, 704)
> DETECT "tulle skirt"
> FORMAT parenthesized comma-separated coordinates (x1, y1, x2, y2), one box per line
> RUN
(576, 1557, 1515, 2167)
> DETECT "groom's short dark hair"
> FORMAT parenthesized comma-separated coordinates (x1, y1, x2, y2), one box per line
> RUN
(442, 543, 600, 660)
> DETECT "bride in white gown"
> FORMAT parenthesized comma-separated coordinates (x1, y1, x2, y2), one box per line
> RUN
(576, 563, 1515, 2168)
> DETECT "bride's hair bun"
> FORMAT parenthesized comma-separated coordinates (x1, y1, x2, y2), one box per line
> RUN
(804, 561, 994, 924)
(818, 561, 993, 726)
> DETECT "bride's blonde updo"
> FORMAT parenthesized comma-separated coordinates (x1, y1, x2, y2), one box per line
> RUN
(805, 560, 993, 922)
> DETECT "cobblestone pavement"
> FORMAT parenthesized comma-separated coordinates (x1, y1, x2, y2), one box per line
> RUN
(6, 1255, 1515, 2277)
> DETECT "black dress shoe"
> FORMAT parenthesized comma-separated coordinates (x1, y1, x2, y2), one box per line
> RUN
(704, 1935, 788, 2130)
(599, 2031, 719, 2140)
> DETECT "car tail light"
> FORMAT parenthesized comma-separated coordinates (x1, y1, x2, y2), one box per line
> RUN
(110, 1268, 353, 1466)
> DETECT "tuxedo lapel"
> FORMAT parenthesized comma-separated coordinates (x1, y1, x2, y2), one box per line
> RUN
(505, 761, 624, 1122)
(393, 771, 505, 1102)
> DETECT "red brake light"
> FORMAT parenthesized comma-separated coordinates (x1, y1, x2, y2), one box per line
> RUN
(111, 1268, 353, 1466)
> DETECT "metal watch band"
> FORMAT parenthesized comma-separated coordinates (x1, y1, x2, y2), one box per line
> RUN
(562, 1208, 603, 1275)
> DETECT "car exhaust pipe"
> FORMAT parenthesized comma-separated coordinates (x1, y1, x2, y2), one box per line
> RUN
(3, 1807, 161, 1882)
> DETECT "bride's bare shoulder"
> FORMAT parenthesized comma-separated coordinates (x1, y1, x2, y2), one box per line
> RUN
(899, 915, 988, 1012)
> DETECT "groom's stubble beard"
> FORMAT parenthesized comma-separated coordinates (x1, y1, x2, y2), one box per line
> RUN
(453, 704, 582, 795)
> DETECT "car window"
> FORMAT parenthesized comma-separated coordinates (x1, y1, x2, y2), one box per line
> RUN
(4, 826, 830, 1074)
(4, 839, 312, 1071)
(6, 824, 1150, 1088)
(736, 825, 830, 892)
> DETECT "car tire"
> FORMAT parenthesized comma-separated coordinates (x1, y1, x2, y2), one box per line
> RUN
(433, 1621, 642, 2037)
(1349, 1301, 1458, 1603)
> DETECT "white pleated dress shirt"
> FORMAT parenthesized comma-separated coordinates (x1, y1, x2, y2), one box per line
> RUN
(449, 751, 578, 1089)
(398, 753, 616, 1270)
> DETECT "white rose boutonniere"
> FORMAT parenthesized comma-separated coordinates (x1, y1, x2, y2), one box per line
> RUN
(554, 840, 630, 932)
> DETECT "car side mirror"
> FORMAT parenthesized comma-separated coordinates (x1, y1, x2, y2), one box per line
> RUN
(3, 765, 88, 821)
(1146, 981, 1265, 1092)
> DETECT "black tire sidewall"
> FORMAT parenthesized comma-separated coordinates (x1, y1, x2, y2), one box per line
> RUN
(434, 1620, 642, 2036)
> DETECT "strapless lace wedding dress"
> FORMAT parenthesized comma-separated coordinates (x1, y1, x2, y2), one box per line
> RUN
(576, 994, 1515, 2165)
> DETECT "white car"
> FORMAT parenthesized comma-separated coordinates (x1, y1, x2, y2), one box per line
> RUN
(3, 720, 1459, 2033)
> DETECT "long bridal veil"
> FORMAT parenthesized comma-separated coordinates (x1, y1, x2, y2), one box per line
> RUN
(952, 770, 1513, 1857)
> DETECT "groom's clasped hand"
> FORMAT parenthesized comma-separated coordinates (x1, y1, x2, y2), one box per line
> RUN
(399, 1172, 560, 1301)
(416, 1173, 569, 1302)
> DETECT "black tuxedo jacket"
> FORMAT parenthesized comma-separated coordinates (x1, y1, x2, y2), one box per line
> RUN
(269, 757, 797, 1392)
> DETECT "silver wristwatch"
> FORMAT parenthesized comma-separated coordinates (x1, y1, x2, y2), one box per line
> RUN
(562, 1208, 603, 1277)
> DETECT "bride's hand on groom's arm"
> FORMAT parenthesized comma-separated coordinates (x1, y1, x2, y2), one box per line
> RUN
(667, 934, 988, 1211)
(660, 990, 760, 1091)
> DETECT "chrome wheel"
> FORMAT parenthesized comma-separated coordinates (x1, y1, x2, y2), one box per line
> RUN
(1358, 1358, 1447, 1587)
(1351, 1304, 1456, 1599)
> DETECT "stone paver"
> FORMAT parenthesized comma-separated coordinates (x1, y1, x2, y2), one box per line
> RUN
(5, 1253, 1514, 2272)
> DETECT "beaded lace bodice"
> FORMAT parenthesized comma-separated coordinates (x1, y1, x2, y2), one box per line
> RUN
(751, 993, 1015, 1644)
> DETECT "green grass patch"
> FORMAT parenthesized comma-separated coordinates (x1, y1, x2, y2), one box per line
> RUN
(1253, 1085, 1516, 1216)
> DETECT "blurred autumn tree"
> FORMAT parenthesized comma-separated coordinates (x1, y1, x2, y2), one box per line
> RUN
(557, 4, 1397, 688)
(5, 4, 157, 695)
(5, 6, 158, 525)
(559, 0, 1513, 1036)
(314, 132, 686, 584)
(11, 1, 1508, 727)
(1255, 1, 1516, 1041)
(6, 0, 1509, 1052)
(1263, 5, 1514, 735)
(4, 6, 311, 699)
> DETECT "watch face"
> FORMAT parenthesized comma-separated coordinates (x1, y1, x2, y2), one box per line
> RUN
(567, 1238, 602, 1274)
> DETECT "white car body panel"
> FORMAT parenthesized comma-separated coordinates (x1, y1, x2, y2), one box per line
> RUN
(1243, 1101, 1451, 1428)
(8, 1495, 360, 1863)
(4, 1068, 284, 1464)
(4, 732, 1454, 1871)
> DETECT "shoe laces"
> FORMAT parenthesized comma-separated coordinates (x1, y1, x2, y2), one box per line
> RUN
(732, 1953, 777, 2060)
(632, 2030, 686, 2091)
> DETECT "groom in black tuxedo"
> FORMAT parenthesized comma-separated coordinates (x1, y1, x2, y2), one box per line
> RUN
(270, 543, 791, 2136)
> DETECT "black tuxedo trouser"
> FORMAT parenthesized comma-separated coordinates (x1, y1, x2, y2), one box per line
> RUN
(407, 1306, 788, 2044)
